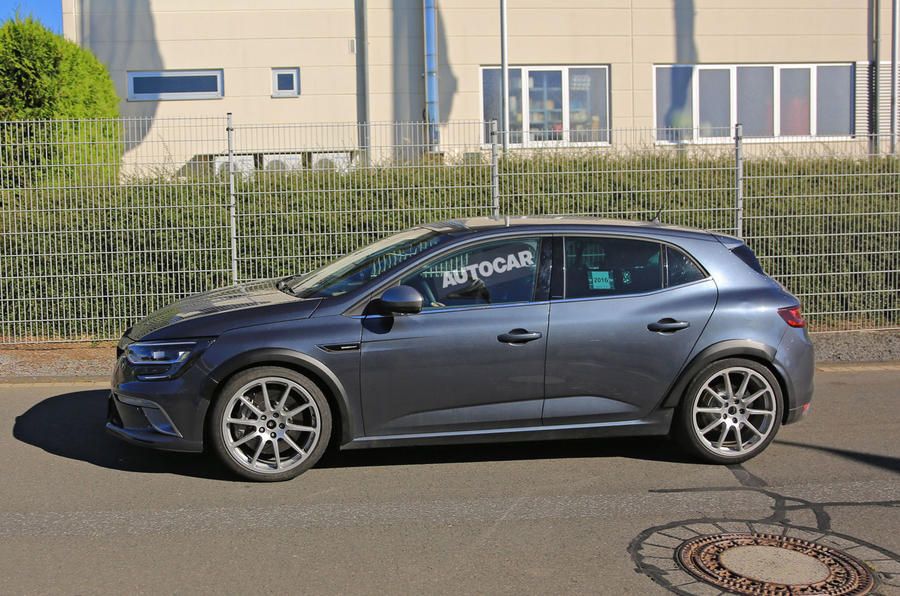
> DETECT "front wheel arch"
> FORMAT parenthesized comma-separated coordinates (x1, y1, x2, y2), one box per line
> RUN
(203, 349, 353, 450)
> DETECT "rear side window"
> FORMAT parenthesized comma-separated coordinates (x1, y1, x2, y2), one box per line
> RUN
(666, 245, 706, 286)
(731, 244, 765, 274)
(564, 237, 662, 298)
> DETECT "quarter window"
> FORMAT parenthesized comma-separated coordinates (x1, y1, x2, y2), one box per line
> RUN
(401, 238, 541, 310)
(127, 70, 224, 101)
(481, 65, 610, 145)
(564, 237, 663, 299)
(665, 246, 706, 287)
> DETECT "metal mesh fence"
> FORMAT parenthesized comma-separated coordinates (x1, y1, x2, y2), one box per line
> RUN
(0, 116, 897, 342)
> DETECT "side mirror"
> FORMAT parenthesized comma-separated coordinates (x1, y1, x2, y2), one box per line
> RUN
(378, 285, 424, 315)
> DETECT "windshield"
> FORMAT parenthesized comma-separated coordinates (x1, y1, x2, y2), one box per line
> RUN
(289, 227, 448, 298)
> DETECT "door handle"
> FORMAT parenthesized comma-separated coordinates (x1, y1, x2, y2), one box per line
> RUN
(647, 319, 690, 333)
(497, 329, 543, 344)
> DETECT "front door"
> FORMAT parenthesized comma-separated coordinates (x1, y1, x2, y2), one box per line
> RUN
(360, 236, 550, 436)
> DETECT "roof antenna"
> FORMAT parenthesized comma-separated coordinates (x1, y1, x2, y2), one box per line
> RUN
(652, 176, 679, 223)
(504, 215, 509, 227)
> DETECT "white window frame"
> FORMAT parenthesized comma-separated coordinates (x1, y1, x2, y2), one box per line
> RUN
(479, 65, 611, 147)
(127, 69, 224, 101)
(271, 67, 301, 98)
(652, 63, 854, 144)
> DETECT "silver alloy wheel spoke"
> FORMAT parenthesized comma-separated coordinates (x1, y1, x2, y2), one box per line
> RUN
(238, 395, 263, 417)
(742, 388, 767, 406)
(250, 439, 266, 465)
(692, 366, 777, 457)
(285, 403, 311, 417)
(735, 372, 751, 399)
(233, 432, 258, 448)
(261, 383, 273, 411)
(285, 423, 317, 433)
(226, 418, 257, 426)
(703, 387, 725, 403)
(700, 418, 724, 434)
(222, 376, 322, 474)
(282, 434, 306, 456)
(276, 386, 291, 411)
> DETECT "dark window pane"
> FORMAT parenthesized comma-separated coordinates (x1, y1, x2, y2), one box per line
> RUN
(133, 75, 219, 95)
(482, 68, 523, 143)
(564, 237, 662, 298)
(817, 65, 853, 136)
(402, 238, 540, 310)
(277, 73, 294, 91)
(780, 68, 810, 136)
(569, 68, 609, 143)
(666, 246, 706, 286)
(699, 69, 730, 137)
(528, 70, 563, 141)
(737, 66, 774, 137)
(656, 66, 694, 141)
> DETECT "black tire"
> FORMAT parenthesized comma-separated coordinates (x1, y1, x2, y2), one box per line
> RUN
(208, 366, 332, 482)
(674, 358, 783, 464)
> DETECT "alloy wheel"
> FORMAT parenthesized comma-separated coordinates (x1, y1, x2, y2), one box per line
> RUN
(691, 366, 778, 458)
(221, 376, 322, 474)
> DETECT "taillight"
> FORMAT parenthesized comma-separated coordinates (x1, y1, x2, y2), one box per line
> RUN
(778, 306, 806, 328)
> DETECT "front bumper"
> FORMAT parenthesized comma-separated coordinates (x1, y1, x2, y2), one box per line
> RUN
(106, 354, 215, 453)
(106, 393, 203, 452)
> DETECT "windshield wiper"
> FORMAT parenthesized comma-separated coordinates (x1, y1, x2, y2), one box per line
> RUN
(276, 275, 302, 296)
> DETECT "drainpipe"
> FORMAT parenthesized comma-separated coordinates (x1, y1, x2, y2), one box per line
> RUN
(423, 0, 440, 151)
(355, 0, 371, 165)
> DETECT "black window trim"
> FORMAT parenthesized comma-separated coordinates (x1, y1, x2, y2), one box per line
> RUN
(555, 234, 711, 302)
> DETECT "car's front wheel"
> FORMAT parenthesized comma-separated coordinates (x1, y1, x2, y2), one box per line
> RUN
(675, 358, 783, 464)
(209, 366, 332, 481)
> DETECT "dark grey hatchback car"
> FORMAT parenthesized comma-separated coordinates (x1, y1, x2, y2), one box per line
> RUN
(108, 217, 814, 481)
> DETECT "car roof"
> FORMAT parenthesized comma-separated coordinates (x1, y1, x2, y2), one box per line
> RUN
(420, 215, 717, 241)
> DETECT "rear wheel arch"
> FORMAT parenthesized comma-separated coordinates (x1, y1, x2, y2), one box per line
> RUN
(661, 340, 783, 410)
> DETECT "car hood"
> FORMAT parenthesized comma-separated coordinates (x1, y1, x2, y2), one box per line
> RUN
(127, 279, 322, 341)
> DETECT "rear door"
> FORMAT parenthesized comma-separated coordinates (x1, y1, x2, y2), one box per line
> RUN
(543, 236, 717, 424)
(360, 236, 551, 436)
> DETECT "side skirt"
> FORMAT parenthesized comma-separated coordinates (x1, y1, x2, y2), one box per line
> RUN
(341, 409, 674, 450)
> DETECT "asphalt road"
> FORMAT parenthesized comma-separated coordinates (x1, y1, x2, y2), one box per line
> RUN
(1, 366, 898, 595)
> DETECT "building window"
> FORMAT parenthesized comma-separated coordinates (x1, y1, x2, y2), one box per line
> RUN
(654, 64, 854, 142)
(272, 67, 300, 98)
(481, 65, 609, 145)
(127, 70, 224, 101)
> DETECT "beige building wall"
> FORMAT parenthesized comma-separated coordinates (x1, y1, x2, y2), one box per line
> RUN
(62, 1, 886, 135)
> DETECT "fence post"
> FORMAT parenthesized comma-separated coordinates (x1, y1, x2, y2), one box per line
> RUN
(490, 119, 500, 217)
(226, 112, 239, 284)
(734, 123, 744, 240)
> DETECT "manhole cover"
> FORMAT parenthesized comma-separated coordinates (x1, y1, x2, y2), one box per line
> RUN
(676, 532, 875, 595)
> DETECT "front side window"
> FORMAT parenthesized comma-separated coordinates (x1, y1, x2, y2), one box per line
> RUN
(127, 70, 224, 101)
(402, 238, 541, 310)
(654, 63, 854, 141)
(482, 65, 609, 145)
(564, 237, 663, 299)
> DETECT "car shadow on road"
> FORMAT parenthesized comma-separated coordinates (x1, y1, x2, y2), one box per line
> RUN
(14, 388, 694, 479)
(775, 439, 900, 474)
(12, 389, 231, 480)
(319, 435, 694, 469)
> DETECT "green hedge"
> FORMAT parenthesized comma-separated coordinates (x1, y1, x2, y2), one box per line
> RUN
(1, 152, 897, 341)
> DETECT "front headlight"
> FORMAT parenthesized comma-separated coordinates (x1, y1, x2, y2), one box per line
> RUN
(125, 339, 213, 380)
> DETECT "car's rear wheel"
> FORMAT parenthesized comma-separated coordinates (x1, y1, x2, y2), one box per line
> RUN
(675, 358, 782, 464)
(209, 366, 331, 481)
